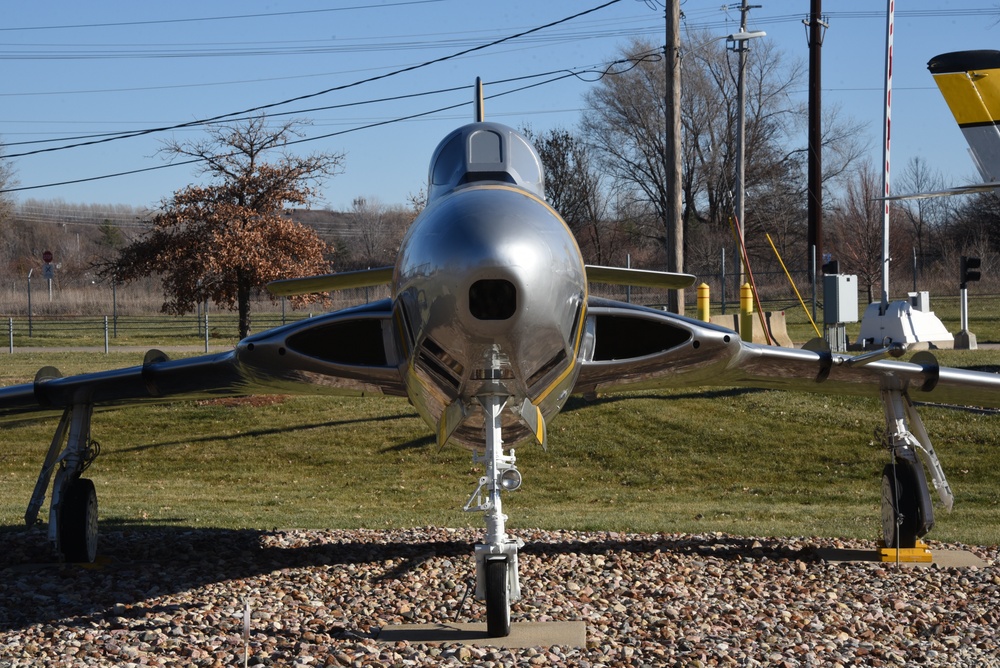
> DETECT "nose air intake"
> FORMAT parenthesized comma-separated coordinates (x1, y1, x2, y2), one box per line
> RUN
(469, 279, 517, 320)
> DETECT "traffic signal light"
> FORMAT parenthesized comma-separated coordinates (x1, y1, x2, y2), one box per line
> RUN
(960, 255, 982, 288)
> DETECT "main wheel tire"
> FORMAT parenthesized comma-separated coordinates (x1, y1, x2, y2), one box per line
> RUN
(881, 462, 920, 549)
(59, 477, 99, 563)
(485, 557, 511, 637)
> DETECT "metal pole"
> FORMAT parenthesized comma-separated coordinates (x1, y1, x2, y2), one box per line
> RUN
(204, 310, 209, 353)
(880, 0, 895, 310)
(721, 247, 727, 315)
(8, 317, 13, 353)
(811, 244, 817, 323)
(27, 274, 32, 338)
(626, 254, 631, 304)
(735, 1, 749, 290)
(806, 0, 826, 280)
(960, 287, 969, 332)
(665, 0, 684, 315)
(104, 316, 109, 354)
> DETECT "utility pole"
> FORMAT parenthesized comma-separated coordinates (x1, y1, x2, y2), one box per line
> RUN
(665, 0, 684, 314)
(729, 0, 763, 289)
(805, 1, 827, 281)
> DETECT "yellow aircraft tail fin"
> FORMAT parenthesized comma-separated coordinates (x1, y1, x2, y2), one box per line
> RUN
(929, 50, 1000, 182)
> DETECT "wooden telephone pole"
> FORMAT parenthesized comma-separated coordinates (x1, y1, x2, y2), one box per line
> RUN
(665, 0, 684, 314)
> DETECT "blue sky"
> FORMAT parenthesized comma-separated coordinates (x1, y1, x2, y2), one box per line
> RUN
(1, 1, 997, 213)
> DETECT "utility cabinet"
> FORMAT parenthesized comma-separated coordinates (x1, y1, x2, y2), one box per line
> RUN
(823, 274, 859, 324)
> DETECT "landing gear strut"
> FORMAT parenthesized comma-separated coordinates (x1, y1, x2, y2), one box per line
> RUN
(25, 402, 101, 563)
(878, 389, 953, 549)
(464, 394, 523, 637)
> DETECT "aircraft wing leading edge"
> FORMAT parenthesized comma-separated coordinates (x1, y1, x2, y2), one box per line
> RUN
(574, 299, 1000, 408)
(0, 299, 406, 423)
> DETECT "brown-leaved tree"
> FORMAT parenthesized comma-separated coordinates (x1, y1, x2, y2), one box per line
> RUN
(105, 116, 344, 339)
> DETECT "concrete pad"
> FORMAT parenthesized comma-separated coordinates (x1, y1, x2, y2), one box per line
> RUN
(377, 621, 586, 648)
(816, 547, 986, 568)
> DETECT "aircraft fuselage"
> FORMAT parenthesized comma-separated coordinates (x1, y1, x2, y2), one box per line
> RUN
(395, 183, 586, 447)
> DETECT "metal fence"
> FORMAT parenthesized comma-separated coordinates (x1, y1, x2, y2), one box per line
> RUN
(4, 276, 998, 353)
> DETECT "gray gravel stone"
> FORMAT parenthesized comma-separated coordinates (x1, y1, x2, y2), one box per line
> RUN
(0, 528, 997, 666)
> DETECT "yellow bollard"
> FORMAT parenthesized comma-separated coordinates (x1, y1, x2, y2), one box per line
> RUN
(739, 282, 754, 342)
(697, 283, 710, 322)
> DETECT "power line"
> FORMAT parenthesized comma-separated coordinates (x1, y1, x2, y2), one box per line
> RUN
(1, 52, 657, 195)
(0, 22, 660, 61)
(5, 51, 639, 149)
(0, 61, 644, 193)
(3, 13, 650, 195)
(0, 1, 448, 32)
(3, 0, 623, 160)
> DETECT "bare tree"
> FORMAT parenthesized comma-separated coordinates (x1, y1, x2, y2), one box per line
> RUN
(829, 160, 908, 303)
(947, 191, 1000, 254)
(0, 146, 15, 224)
(0, 144, 17, 268)
(583, 35, 866, 284)
(522, 126, 624, 264)
(896, 156, 951, 282)
(582, 42, 670, 258)
(340, 196, 408, 270)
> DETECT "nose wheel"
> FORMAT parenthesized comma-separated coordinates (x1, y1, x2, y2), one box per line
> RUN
(485, 556, 511, 637)
(877, 389, 946, 551)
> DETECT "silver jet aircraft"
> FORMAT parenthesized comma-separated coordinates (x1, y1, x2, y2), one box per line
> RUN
(3, 83, 1000, 637)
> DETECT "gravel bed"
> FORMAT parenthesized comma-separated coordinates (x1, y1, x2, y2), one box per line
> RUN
(1, 527, 998, 667)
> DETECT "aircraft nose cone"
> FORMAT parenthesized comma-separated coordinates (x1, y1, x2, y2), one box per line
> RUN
(395, 185, 586, 384)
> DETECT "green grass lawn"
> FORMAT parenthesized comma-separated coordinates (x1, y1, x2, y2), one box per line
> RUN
(1, 349, 998, 546)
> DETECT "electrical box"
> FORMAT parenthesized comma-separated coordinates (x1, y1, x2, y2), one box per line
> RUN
(908, 291, 930, 313)
(823, 274, 858, 324)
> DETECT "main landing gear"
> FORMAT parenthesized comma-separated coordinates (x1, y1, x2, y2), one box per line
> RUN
(878, 389, 953, 549)
(463, 394, 524, 637)
(25, 402, 101, 563)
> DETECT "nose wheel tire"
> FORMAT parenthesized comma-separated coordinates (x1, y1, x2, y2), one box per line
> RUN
(59, 477, 99, 563)
(485, 557, 511, 637)
(881, 462, 920, 549)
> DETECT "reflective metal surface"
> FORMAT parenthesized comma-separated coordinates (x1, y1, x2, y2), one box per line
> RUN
(396, 181, 586, 446)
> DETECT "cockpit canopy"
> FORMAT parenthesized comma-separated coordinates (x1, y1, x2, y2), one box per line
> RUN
(427, 122, 545, 202)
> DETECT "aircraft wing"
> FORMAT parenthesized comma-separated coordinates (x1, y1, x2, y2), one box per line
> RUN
(585, 265, 696, 290)
(885, 181, 1000, 201)
(267, 266, 394, 296)
(0, 299, 406, 423)
(574, 299, 1000, 408)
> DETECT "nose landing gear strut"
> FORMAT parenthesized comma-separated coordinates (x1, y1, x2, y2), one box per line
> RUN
(463, 394, 523, 637)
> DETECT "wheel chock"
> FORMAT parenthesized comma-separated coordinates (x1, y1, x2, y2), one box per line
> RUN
(877, 539, 933, 563)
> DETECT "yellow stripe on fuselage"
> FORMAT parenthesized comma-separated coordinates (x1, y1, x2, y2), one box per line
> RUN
(933, 70, 1000, 126)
